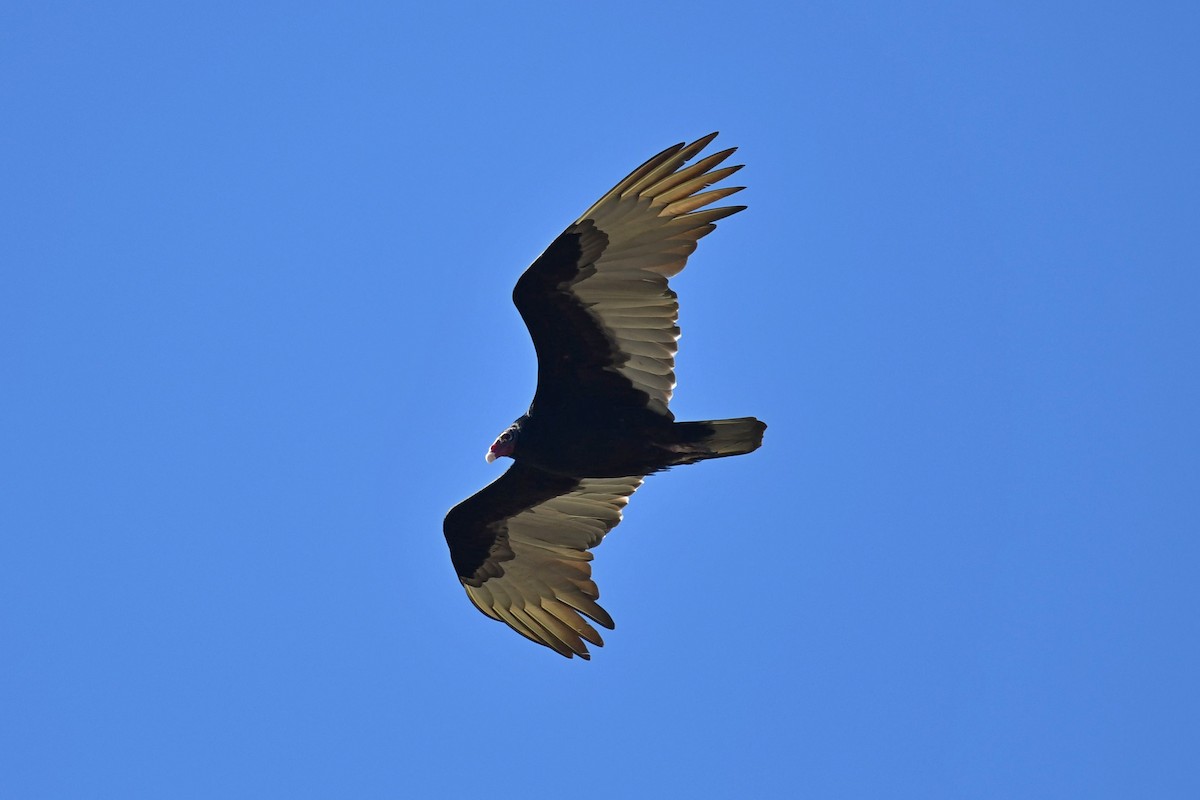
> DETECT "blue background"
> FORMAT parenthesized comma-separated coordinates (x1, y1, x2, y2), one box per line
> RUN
(3, 2, 1197, 797)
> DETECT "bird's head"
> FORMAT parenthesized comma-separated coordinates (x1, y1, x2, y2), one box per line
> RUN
(485, 418, 525, 463)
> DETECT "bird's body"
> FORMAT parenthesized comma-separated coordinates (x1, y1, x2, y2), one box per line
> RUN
(442, 133, 766, 658)
(514, 407, 762, 478)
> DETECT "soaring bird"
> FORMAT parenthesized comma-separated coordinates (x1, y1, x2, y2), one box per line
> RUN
(443, 133, 766, 658)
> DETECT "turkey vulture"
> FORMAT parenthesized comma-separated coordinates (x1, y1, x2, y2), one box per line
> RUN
(443, 133, 766, 659)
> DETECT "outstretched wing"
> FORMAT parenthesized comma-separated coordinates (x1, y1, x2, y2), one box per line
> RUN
(514, 133, 746, 418)
(443, 462, 644, 659)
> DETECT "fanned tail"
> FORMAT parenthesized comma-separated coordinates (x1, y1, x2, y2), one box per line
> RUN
(669, 417, 766, 464)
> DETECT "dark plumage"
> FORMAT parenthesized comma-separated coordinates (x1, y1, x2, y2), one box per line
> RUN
(443, 134, 766, 658)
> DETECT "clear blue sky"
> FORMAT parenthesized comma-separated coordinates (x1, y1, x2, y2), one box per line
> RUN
(3, 2, 1197, 798)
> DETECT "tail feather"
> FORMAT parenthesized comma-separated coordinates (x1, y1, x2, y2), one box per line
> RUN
(669, 416, 766, 464)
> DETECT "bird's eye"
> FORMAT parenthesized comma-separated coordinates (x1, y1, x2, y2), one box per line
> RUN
(500, 432, 512, 442)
